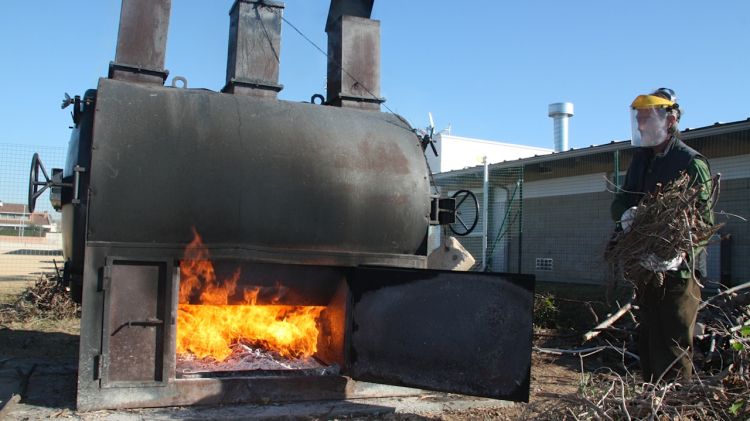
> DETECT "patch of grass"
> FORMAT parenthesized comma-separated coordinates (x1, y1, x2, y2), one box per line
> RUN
(2, 317, 79, 335)
(533, 293, 559, 328)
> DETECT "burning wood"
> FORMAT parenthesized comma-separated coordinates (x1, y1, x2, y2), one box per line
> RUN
(177, 230, 325, 362)
(605, 172, 722, 287)
(177, 341, 336, 376)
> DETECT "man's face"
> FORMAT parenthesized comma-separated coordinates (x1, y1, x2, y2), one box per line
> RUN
(635, 108, 669, 147)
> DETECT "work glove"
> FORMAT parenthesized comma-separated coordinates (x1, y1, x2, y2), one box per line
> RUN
(639, 253, 684, 272)
(619, 206, 637, 233)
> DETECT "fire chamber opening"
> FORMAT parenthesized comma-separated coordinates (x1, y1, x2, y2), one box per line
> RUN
(175, 229, 344, 376)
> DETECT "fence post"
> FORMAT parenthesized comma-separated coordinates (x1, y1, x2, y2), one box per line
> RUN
(482, 156, 489, 271)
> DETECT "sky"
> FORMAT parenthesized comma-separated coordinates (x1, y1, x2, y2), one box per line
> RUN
(1, 1, 749, 151)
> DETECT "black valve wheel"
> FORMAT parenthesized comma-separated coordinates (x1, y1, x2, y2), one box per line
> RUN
(28, 153, 52, 213)
(449, 189, 479, 236)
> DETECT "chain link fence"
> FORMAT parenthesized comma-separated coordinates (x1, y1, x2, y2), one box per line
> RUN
(0, 144, 67, 282)
(431, 165, 524, 273)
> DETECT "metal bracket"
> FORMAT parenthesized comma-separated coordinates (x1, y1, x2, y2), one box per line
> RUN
(335, 93, 385, 104)
(72, 166, 87, 205)
(99, 265, 110, 292)
(108, 61, 169, 83)
(222, 77, 284, 94)
(429, 196, 456, 225)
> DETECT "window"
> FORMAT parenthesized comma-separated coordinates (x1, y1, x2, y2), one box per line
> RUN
(535, 258, 553, 271)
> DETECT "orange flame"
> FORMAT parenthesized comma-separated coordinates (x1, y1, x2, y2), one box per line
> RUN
(176, 229, 324, 361)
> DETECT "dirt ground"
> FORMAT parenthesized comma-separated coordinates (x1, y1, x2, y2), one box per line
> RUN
(0, 282, 605, 420)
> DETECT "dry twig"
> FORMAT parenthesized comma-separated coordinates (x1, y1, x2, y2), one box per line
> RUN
(605, 172, 723, 288)
(0, 274, 79, 322)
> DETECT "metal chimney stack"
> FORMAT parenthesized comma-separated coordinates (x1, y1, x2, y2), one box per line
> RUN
(110, 0, 172, 85)
(548, 103, 574, 153)
(325, 0, 384, 110)
(223, 0, 285, 97)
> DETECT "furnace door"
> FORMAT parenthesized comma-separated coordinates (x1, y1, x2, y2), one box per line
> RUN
(347, 267, 534, 402)
(100, 258, 176, 387)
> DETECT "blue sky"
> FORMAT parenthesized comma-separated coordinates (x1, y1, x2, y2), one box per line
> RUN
(1, 1, 748, 151)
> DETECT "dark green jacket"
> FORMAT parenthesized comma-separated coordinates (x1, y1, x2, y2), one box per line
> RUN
(611, 137, 714, 277)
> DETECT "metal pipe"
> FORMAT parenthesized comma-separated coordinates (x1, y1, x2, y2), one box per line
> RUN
(224, 0, 285, 97)
(482, 157, 489, 271)
(110, 0, 171, 85)
(517, 171, 524, 273)
(548, 103, 574, 152)
(613, 149, 621, 190)
(326, 0, 383, 110)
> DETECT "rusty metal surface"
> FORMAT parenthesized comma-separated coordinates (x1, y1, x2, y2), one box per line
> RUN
(316, 278, 349, 367)
(347, 267, 534, 402)
(87, 78, 429, 260)
(101, 259, 168, 385)
(327, 16, 382, 110)
(77, 374, 423, 411)
(61, 89, 96, 302)
(224, 0, 284, 97)
(326, 0, 374, 32)
(112, 0, 171, 84)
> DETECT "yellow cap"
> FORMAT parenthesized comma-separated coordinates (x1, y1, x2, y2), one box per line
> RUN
(631, 94, 675, 110)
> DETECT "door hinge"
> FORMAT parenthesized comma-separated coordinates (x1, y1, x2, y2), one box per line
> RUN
(99, 265, 111, 292)
(93, 354, 103, 380)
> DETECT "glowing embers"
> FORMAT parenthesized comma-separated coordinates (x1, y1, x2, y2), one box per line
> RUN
(176, 229, 326, 370)
(176, 343, 334, 377)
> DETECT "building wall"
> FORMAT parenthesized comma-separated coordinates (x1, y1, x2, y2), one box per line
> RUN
(434, 126, 749, 286)
(715, 177, 750, 286)
(509, 158, 749, 286)
(427, 134, 552, 173)
(513, 191, 614, 284)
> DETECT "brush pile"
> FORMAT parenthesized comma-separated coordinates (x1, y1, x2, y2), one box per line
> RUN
(538, 284, 750, 420)
(605, 172, 722, 288)
(0, 274, 80, 322)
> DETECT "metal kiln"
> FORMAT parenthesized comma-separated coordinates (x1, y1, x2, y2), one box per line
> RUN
(28, 0, 534, 411)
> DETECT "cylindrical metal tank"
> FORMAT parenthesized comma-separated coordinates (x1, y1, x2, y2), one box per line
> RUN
(82, 78, 430, 262)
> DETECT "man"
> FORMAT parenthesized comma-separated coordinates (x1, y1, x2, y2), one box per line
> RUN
(611, 88, 714, 382)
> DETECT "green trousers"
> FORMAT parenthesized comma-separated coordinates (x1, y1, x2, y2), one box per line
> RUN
(637, 273, 701, 382)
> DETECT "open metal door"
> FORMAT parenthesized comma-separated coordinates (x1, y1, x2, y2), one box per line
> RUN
(347, 267, 534, 402)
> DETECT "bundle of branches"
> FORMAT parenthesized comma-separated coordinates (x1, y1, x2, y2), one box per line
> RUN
(0, 274, 80, 322)
(605, 172, 722, 288)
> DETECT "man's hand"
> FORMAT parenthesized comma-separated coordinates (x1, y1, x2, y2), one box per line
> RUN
(639, 253, 684, 272)
(619, 206, 638, 233)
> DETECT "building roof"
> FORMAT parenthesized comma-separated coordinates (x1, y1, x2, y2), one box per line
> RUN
(433, 118, 750, 179)
(0, 202, 27, 213)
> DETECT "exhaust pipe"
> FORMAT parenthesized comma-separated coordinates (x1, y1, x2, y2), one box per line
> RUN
(326, 0, 383, 110)
(109, 0, 171, 85)
(223, 0, 285, 98)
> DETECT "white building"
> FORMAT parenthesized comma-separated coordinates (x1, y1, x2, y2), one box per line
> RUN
(426, 133, 553, 173)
